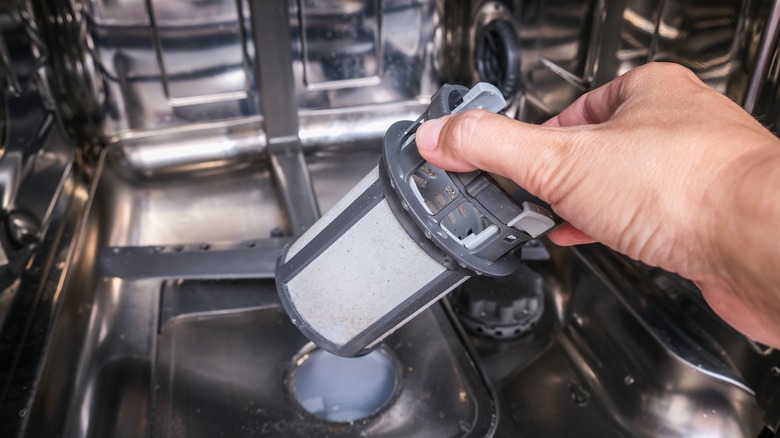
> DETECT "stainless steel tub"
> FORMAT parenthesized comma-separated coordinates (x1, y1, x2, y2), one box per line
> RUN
(3, 0, 780, 436)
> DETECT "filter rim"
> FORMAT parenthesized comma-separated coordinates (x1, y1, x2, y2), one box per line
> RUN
(381, 120, 524, 277)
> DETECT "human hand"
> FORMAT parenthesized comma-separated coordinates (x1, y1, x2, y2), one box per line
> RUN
(416, 63, 780, 347)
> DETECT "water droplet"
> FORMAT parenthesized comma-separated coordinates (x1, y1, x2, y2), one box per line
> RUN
(772, 366, 780, 376)
(624, 375, 635, 385)
(18, 409, 27, 417)
(568, 382, 590, 406)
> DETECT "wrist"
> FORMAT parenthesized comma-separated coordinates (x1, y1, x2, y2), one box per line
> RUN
(718, 147, 780, 283)
(693, 145, 780, 346)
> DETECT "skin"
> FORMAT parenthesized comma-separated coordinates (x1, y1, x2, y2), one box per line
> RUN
(416, 62, 780, 348)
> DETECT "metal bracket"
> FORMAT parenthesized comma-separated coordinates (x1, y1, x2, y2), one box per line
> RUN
(99, 238, 291, 281)
(250, 0, 320, 235)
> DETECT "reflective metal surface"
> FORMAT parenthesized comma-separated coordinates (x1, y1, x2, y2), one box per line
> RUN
(23, 144, 497, 437)
(99, 238, 290, 281)
(152, 297, 495, 437)
(743, 0, 780, 113)
(520, 0, 762, 120)
(297, 0, 382, 90)
(26, 149, 287, 438)
(65, 0, 258, 137)
(745, 1, 780, 133)
(4, 0, 780, 437)
(289, 0, 440, 110)
(35, 0, 439, 144)
(458, 246, 769, 437)
(0, 6, 85, 435)
(252, 0, 319, 234)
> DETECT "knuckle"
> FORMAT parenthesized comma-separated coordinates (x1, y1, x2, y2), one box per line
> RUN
(630, 62, 703, 87)
(661, 63, 702, 86)
(618, 62, 708, 106)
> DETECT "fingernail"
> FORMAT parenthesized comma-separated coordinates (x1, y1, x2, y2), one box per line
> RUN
(416, 118, 446, 151)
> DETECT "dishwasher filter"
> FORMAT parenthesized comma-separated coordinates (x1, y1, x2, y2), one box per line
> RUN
(275, 83, 559, 357)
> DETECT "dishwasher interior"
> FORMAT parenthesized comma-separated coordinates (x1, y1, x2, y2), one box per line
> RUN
(2, 0, 780, 437)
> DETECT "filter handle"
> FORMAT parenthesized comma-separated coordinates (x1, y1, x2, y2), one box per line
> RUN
(383, 82, 563, 276)
(451, 82, 507, 114)
(427, 82, 561, 239)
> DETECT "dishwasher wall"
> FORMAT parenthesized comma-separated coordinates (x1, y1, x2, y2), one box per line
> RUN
(2, 0, 780, 437)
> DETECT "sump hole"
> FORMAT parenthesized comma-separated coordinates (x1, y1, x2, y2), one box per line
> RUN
(290, 347, 398, 423)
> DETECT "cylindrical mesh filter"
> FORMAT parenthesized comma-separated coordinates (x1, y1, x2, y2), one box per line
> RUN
(276, 83, 559, 357)
(277, 166, 470, 356)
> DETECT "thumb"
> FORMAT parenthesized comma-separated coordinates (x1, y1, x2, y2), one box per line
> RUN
(415, 109, 577, 204)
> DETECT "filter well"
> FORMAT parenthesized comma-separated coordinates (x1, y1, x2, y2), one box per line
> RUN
(289, 346, 399, 422)
(151, 292, 496, 437)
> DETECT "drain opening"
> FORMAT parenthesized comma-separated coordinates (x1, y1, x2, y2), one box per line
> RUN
(290, 347, 399, 422)
(475, 19, 520, 99)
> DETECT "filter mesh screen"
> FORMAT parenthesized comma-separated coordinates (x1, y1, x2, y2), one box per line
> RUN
(287, 166, 379, 260)
(286, 199, 446, 346)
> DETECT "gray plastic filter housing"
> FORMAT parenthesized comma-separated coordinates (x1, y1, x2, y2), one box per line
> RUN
(276, 83, 559, 357)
